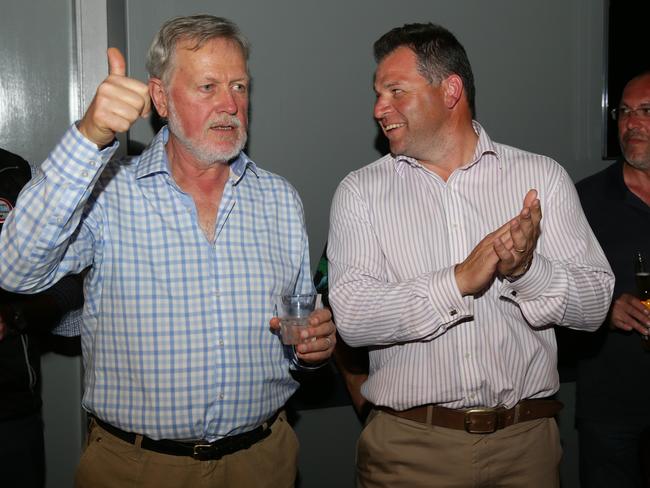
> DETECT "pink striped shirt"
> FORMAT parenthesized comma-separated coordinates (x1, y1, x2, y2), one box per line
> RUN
(328, 123, 614, 410)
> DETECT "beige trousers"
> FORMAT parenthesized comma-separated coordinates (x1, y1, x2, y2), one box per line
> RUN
(357, 410, 561, 488)
(74, 412, 298, 488)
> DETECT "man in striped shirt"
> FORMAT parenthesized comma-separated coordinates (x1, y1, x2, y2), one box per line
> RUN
(328, 22, 613, 487)
(0, 15, 335, 488)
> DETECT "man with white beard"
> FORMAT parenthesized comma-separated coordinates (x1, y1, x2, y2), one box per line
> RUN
(0, 14, 335, 488)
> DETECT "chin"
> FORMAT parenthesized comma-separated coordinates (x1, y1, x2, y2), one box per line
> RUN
(192, 133, 247, 164)
(627, 158, 650, 171)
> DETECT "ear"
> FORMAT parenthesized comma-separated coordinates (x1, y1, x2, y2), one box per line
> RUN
(149, 78, 169, 118)
(442, 74, 464, 110)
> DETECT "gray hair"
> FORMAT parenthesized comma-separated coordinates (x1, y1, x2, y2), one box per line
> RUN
(146, 14, 250, 84)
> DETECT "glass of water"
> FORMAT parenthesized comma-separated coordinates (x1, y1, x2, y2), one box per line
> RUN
(275, 294, 324, 369)
(277, 294, 317, 345)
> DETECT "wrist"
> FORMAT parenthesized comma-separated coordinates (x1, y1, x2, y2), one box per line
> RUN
(504, 257, 532, 283)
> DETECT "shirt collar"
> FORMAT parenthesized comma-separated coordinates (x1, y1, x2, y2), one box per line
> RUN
(391, 120, 501, 175)
(135, 125, 259, 184)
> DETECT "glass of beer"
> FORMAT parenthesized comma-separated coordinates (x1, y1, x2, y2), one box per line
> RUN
(635, 251, 650, 349)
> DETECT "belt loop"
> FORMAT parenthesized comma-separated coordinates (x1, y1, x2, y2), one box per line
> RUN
(513, 402, 521, 423)
(134, 434, 144, 449)
(426, 405, 433, 424)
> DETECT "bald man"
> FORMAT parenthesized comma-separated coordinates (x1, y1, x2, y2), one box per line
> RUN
(574, 70, 650, 488)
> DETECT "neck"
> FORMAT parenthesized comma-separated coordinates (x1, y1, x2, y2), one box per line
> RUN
(166, 135, 230, 194)
(623, 161, 650, 206)
(419, 118, 478, 181)
(165, 135, 231, 243)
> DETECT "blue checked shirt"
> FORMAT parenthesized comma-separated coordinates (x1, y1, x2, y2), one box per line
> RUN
(0, 124, 313, 441)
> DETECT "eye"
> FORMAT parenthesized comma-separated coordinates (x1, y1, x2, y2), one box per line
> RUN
(620, 107, 633, 117)
(641, 107, 650, 117)
(391, 88, 404, 96)
(199, 83, 214, 92)
(232, 83, 248, 93)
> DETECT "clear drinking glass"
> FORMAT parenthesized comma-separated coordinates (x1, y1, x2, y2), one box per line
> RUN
(275, 293, 322, 369)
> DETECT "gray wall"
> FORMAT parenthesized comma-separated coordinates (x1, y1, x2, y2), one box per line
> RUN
(1, 2, 85, 487)
(124, 0, 607, 269)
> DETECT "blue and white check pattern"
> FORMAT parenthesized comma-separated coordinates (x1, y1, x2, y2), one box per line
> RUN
(52, 307, 83, 337)
(0, 124, 313, 441)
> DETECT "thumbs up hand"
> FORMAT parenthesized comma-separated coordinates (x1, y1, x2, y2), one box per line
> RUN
(78, 48, 151, 148)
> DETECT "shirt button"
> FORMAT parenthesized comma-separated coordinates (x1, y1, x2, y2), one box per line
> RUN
(450, 309, 458, 316)
(465, 352, 471, 359)
(511, 290, 517, 297)
(219, 393, 224, 400)
(81, 170, 88, 177)
(89, 161, 97, 167)
(218, 339, 224, 347)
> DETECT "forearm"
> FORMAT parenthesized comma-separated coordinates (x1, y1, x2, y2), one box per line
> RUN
(0, 274, 83, 335)
(500, 169, 615, 330)
(0, 125, 113, 292)
(332, 338, 369, 416)
(503, 253, 613, 330)
(329, 260, 472, 347)
(328, 180, 472, 347)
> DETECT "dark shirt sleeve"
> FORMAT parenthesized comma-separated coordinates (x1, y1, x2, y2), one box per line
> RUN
(0, 148, 84, 324)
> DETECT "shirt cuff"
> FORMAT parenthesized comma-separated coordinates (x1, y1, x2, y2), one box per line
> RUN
(501, 253, 553, 301)
(39, 123, 119, 189)
(425, 266, 473, 328)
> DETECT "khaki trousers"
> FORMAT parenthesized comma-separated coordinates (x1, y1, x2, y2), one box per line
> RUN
(357, 410, 561, 488)
(74, 412, 298, 488)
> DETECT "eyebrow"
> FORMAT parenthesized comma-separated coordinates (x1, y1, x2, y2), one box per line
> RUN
(620, 102, 650, 107)
(375, 80, 404, 91)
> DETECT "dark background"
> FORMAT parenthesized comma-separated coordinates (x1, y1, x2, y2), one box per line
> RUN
(604, 0, 650, 159)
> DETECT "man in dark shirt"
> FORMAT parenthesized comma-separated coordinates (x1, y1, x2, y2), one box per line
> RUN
(0, 148, 83, 488)
(574, 71, 650, 487)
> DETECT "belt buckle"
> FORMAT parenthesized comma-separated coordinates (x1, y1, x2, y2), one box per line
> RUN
(192, 443, 216, 461)
(464, 408, 498, 434)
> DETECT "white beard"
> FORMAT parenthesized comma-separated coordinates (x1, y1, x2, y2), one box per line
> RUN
(167, 100, 247, 167)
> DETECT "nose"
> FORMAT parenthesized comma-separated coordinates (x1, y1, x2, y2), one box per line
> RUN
(215, 88, 238, 115)
(623, 112, 644, 130)
(373, 94, 391, 121)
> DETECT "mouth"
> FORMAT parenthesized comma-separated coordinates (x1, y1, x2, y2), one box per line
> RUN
(382, 122, 406, 132)
(623, 130, 648, 144)
(624, 137, 649, 147)
(209, 117, 241, 132)
(209, 124, 237, 131)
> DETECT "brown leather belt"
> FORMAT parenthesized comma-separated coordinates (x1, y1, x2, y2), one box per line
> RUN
(376, 399, 562, 434)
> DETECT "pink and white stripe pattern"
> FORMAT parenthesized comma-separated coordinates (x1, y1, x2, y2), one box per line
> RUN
(328, 123, 613, 411)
